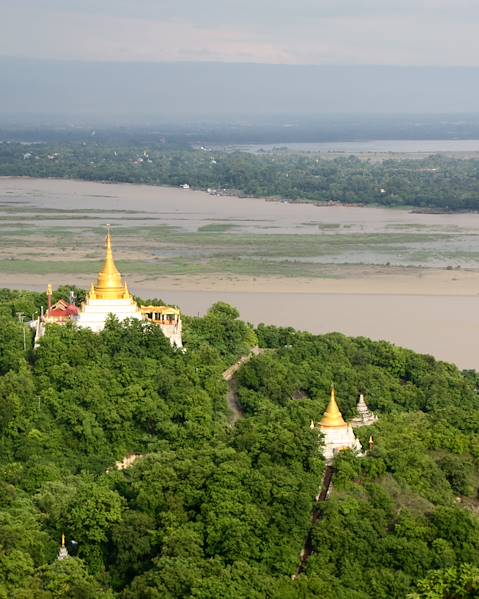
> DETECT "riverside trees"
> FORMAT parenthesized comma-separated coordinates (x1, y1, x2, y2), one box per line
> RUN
(0, 289, 478, 597)
(3, 140, 479, 211)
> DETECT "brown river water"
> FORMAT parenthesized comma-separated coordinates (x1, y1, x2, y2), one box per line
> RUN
(5, 176, 479, 234)
(146, 289, 479, 370)
(2, 178, 479, 369)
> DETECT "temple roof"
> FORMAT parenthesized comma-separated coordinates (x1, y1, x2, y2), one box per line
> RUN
(45, 298, 79, 321)
(140, 305, 180, 315)
(48, 305, 79, 318)
(319, 387, 347, 429)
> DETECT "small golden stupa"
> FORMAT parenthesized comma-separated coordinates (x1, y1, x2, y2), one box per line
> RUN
(319, 387, 347, 428)
(315, 386, 362, 463)
(89, 226, 131, 301)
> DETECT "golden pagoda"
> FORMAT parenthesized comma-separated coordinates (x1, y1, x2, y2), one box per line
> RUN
(89, 226, 131, 301)
(319, 387, 347, 428)
(31, 226, 184, 347)
(315, 386, 362, 463)
(68, 226, 183, 345)
(75, 226, 142, 332)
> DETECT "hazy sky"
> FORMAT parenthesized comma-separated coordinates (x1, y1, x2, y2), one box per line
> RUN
(3, 0, 479, 65)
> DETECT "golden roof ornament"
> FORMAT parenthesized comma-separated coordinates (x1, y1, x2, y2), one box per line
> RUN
(319, 386, 347, 428)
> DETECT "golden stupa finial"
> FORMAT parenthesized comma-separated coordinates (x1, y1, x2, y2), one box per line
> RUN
(90, 225, 128, 300)
(319, 385, 347, 428)
(61, 533, 66, 547)
(103, 224, 117, 275)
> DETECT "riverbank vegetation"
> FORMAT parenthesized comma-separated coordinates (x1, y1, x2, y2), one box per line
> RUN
(2, 141, 479, 211)
(1, 205, 474, 277)
(0, 287, 478, 597)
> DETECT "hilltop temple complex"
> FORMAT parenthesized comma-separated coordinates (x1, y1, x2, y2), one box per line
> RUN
(33, 228, 182, 348)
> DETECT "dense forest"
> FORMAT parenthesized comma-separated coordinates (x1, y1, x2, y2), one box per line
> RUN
(2, 140, 479, 211)
(0, 286, 478, 597)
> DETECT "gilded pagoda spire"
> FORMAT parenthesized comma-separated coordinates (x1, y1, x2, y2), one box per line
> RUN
(92, 226, 130, 300)
(319, 386, 347, 428)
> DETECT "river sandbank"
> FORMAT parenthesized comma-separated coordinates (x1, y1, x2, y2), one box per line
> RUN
(1, 266, 478, 297)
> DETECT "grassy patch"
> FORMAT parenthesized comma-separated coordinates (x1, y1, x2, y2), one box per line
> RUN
(0, 208, 475, 278)
(197, 223, 242, 233)
(0, 256, 340, 278)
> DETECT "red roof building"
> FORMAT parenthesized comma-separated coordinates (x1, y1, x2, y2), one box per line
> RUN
(45, 299, 79, 324)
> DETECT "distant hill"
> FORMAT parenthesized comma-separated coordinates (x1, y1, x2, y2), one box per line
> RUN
(2, 58, 479, 124)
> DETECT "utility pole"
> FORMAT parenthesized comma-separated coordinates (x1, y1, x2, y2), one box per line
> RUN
(47, 284, 52, 316)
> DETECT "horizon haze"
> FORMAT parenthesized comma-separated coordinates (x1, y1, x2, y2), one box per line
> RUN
(2, 59, 479, 125)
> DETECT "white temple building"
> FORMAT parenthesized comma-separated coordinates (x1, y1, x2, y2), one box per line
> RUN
(311, 388, 362, 464)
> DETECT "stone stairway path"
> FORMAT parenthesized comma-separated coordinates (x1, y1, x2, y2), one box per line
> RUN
(293, 465, 336, 579)
(222, 346, 264, 425)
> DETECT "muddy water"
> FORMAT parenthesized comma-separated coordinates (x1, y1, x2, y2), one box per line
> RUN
(5, 176, 479, 235)
(152, 289, 479, 370)
(2, 178, 479, 368)
(14, 278, 479, 369)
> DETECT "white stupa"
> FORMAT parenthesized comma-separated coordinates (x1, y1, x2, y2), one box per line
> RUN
(57, 533, 69, 560)
(312, 388, 362, 464)
(351, 394, 378, 429)
(75, 227, 142, 332)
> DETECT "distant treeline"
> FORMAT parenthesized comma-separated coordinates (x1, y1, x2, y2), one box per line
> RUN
(4, 113, 479, 144)
(2, 140, 479, 211)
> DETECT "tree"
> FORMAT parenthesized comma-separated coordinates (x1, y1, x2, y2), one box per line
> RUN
(409, 564, 479, 598)
(36, 557, 115, 598)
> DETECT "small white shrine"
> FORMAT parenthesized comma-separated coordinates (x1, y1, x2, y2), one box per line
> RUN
(350, 394, 378, 429)
(57, 534, 69, 560)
